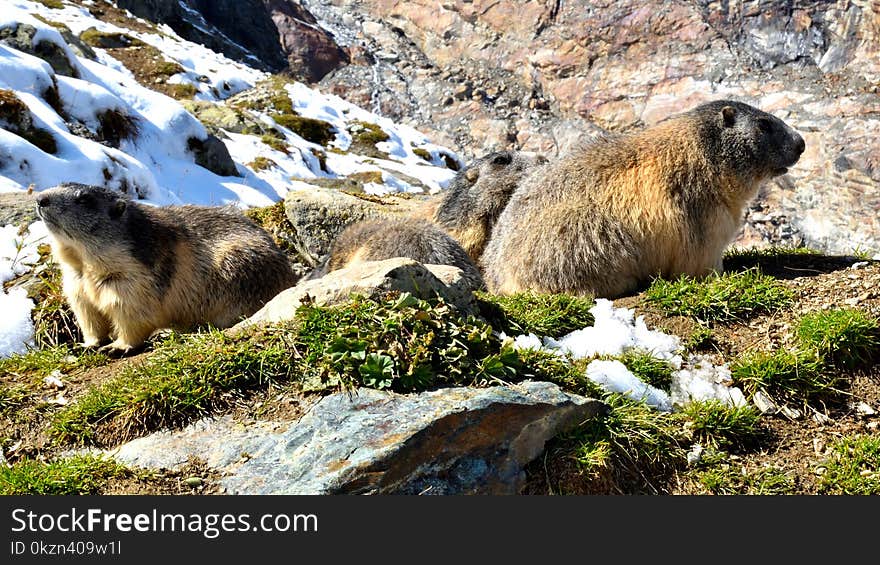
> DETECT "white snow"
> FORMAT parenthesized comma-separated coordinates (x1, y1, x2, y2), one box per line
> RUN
(508, 298, 748, 411)
(586, 360, 673, 412)
(0, 221, 48, 358)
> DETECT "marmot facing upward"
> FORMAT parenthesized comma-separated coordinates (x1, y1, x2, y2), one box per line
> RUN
(482, 100, 805, 298)
(430, 150, 548, 263)
(37, 183, 298, 354)
(316, 217, 485, 290)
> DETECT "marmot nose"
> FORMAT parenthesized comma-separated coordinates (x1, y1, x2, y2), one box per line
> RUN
(36, 194, 50, 208)
(794, 135, 805, 155)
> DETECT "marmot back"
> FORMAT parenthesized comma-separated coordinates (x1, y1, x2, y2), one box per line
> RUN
(315, 217, 485, 290)
(430, 150, 547, 262)
(37, 183, 298, 354)
(482, 100, 805, 298)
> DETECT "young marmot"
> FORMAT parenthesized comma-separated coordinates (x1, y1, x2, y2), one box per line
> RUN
(429, 150, 548, 263)
(310, 217, 485, 290)
(37, 183, 297, 354)
(305, 150, 545, 287)
(482, 100, 806, 298)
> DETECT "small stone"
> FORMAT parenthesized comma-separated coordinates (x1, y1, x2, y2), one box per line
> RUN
(184, 477, 203, 487)
(843, 297, 860, 306)
(44, 370, 65, 389)
(854, 401, 876, 417)
(686, 444, 704, 466)
(812, 437, 826, 455)
(780, 405, 802, 420)
(752, 391, 778, 414)
(850, 261, 869, 270)
(859, 470, 875, 478)
(811, 410, 832, 425)
(868, 421, 879, 430)
(815, 466, 827, 476)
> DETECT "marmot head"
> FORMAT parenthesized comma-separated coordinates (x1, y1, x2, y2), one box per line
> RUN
(689, 100, 805, 183)
(36, 183, 133, 252)
(438, 150, 548, 225)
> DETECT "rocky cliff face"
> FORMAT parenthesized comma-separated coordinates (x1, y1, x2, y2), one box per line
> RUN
(305, 0, 880, 256)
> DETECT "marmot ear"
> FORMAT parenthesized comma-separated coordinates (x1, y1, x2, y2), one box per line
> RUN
(110, 199, 127, 218)
(465, 167, 480, 182)
(721, 106, 737, 127)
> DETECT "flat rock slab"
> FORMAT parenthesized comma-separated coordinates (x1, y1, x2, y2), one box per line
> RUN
(106, 381, 605, 494)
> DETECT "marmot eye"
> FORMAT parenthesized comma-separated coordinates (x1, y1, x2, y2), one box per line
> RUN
(757, 118, 773, 133)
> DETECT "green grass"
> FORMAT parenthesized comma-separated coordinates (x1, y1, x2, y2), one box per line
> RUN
(79, 28, 144, 49)
(515, 349, 603, 398)
(272, 114, 335, 146)
(694, 464, 796, 495)
(50, 328, 297, 446)
(796, 308, 878, 369)
(412, 147, 432, 161)
(35, 0, 65, 8)
(731, 348, 834, 404)
(724, 246, 821, 261)
(616, 350, 674, 391)
(261, 134, 289, 153)
(168, 83, 197, 99)
(0, 384, 30, 414)
(818, 435, 880, 495)
(477, 291, 595, 337)
(247, 156, 277, 172)
(685, 325, 716, 352)
(562, 394, 687, 489)
(0, 344, 108, 379)
(49, 294, 525, 446)
(0, 455, 133, 495)
(644, 268, 792, 323)
(680, 400, 765, 450)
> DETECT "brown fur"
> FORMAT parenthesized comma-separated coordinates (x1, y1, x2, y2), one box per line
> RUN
(314, 217, 485, 290)
(37, 183, 298, 354)
(482, 100, 806, 298)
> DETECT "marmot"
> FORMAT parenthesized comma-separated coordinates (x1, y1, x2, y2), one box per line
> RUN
(482, 100, 806, 297)
(427, 150, 548, 263)
(36, 183, 298, 354)
(311, 217, 485, 290)
(305, 150, 545, 286)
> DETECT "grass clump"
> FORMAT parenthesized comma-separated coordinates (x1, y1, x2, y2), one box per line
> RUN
(515, 349, 602, 398)
(246, 156, 277, 172)
(694, 464, 795, 495)
(50, 328, 296, 446)
(348, 120, 390, 158)
(273, 114, 335, 146)
(818, 435, 880, 495)
(35, 0, 65, 8)
(97, 108, 139, 147)
(260, 134, 289, 153)
(616, 350, 674, 391)
(685, 325, 716, 352)
(0, 344, 107, 379)
(681, 400, 765, 450)
(0, 384, 30, 414)
(644, 268, 792, 323)
(168, 83, 197, 99)
(563, 394, 687, 491)
(412, 147, 432, 161)
(731, 348, 834, 405)
(79, 28, 144, 49)
(796, 308, 878, 369)
(0, 455, 133, 495)
(477, 291, 594, 337)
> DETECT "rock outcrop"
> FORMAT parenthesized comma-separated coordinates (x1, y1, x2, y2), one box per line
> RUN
(116, 0, 288, 71)
(307, 0, 880, 257)
(238, 257, 482, 328)
(106, 381, 606, 494)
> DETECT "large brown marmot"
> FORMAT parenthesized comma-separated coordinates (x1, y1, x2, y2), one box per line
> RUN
(36, 183, 298, 355)
(482, 100, 806, 298)
(428, 150, 548, 263)
(310, 217, 485, 290)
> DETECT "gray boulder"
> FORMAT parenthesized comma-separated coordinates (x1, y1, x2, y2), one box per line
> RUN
(106, 381, 605, 494)
(187, 135, 240, 177)
(237, 257, 482, 329)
